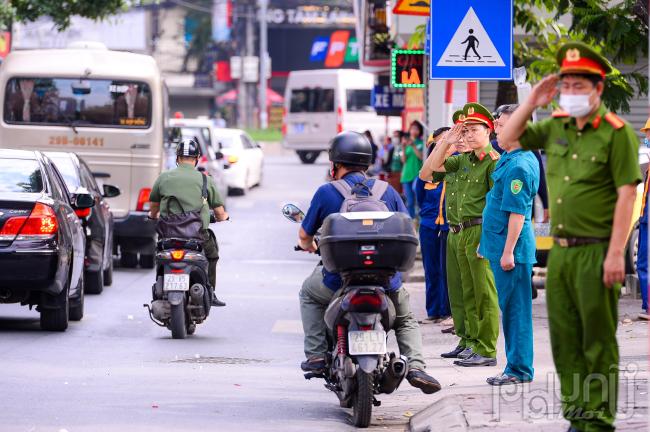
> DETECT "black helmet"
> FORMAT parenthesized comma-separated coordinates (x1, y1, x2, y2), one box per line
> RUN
(328, 131, 373, 167)
(176, 138, 201, 158)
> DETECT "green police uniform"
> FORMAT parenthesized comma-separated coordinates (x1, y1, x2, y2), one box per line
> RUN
(149, 164, 224, 288)
(518, 42, 642, 431)
(443, 103, 500, 360)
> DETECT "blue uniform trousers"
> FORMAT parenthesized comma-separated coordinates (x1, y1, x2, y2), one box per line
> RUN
(420, 224, 450, 318)
(488, 261, 534, 381)
(638, 221, 648, 312)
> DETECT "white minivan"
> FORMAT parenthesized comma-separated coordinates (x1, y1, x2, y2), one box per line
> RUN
(282, 69, 400, 164)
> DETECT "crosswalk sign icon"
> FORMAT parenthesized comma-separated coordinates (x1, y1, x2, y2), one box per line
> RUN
(429, 0, 512, 80)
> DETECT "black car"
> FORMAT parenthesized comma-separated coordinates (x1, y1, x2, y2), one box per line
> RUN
(46, 152, 120, 294)
(0, 149, 94, 331)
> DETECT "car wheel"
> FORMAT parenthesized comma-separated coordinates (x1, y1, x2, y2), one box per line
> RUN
(40, 279, 70, 332)
(103, 254, 114, 286)
(139, 253, 155, 269)
(297, 150, 320, 164)
(121, 251, 138, 268)
(85, 257, 104, 294)
(228, 187, 246, 197)
(69, 271, 85, 321)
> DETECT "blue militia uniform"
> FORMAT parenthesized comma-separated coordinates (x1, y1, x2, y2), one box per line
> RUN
(478, 149, 539, 381)
(415, 178, 450, 318)
(637, 173, 649, 312)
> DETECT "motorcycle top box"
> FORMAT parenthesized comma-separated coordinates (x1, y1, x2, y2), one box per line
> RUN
(319, 211, 418, 279)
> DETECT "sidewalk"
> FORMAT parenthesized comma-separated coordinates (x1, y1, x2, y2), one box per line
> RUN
(380, 264, 649, 431)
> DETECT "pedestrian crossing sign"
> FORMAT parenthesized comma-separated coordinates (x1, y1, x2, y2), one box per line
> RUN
(429, 0, 513, 80)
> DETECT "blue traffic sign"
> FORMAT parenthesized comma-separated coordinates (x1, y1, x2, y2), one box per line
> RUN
(429, 0, 512, 80)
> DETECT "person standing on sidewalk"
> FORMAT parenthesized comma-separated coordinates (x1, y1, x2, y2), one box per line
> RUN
(424, 103, 500, 367)
(499, 41, 641, 432)
(479, 113, 539, 386)
(416, 127, 451, 321)
(637, 118, 650, 320)
(401, 121, 425, 218)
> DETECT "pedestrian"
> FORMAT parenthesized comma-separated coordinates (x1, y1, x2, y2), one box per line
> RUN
(401, 121, 425, 218)
(479, 111, 540, 386)
(416, 127, 451, 322)
(389, 130, 404, 194)
(499, 41, 642, 432)
(637, 118, 650, 320)
(424, 103, 500, 367)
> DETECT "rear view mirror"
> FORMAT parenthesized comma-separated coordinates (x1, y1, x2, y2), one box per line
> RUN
(74, 193, 95, 209)
(215, 151, 224, 160)
(282, 203, 305, 223)
(102, 184, 121, 198)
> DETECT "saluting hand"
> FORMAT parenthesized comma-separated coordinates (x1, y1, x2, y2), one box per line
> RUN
(603, 250, 625, 289)
(528, 74, 560, 108)
(444, 123, 463, 146)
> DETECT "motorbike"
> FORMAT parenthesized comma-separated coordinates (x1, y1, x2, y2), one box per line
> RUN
(143, 235, 213, 339)
(282, 203, 418, 428)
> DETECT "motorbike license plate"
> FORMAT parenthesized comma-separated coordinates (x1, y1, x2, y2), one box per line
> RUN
(348, 330, 387, 355)
(163, 274, 190, 291)
(292, 123, 305, 134)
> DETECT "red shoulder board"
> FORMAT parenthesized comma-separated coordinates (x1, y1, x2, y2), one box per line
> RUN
(604, 112, 625, 130)
(551, 109, 570, 118)
(489, 150, 500, 161)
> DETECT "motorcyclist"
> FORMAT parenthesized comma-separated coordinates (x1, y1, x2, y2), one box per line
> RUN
(148, 138, 229, 307)
(297, 131, 442, 394)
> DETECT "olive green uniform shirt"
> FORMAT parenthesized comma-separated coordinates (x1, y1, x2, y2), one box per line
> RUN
(149, 164, 223, 230)
(442, 144, 499, 221)
(519, 104, 641, 238)
(434, 171, 460, 225)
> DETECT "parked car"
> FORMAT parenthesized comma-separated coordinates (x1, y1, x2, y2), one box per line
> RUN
(45, 152, 121, 294)
(0, 149, 94, 330)
(211, 128, 264, 195)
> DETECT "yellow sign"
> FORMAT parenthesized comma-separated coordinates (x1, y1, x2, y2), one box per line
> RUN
(392, 0, 430, 16)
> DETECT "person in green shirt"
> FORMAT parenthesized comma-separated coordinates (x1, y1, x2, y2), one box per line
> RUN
(149, 139, 230, 307)
(499, 41, 642, 432)
(401, 120, 425, 218)
(424, 103, 500, 368)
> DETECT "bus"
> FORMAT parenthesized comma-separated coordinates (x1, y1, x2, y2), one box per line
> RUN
(0, 42, 168, 268)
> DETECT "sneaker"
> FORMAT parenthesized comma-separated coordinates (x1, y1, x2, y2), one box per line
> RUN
(406, 369, 442, 394)
(300, 356, 326, 372)
(486, 373, 526, 386)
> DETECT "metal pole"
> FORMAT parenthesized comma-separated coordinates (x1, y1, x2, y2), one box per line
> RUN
(236, 3, 246, 128)
(246, 2, 255, 128)
(258, 0, 268, 129)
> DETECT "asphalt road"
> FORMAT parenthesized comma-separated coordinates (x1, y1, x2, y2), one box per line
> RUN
(0, 152, 410, 432)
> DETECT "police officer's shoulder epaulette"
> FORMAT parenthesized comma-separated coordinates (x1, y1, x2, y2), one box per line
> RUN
(604, 112, 625, 130)
(551, 109, 570, 119)
(489, 150, 500, 161)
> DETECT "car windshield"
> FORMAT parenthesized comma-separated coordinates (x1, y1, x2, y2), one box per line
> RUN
(213, 135, 236, 149)
(47, 155, 80, 191)
(4, 77, 152, 128)
(0, 158, 44, 193)
(290, 88, 335, 113)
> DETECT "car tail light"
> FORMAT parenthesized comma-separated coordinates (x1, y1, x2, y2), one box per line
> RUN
(350, 293, 382, 308)
(336, 106, 343, 133)
(170, 250, 185, 261)
(136, 188, 151, 212)
(75, 208, 91, 218)
(227, 155, 239, 164)
(281, 107, 287, 136)
(0, 202, 58, 240)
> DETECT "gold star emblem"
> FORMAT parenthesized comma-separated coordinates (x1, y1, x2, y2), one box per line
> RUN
(459, 114, 466, 121)
(467, 107, 475, 115)
(566, 48, 581, 62)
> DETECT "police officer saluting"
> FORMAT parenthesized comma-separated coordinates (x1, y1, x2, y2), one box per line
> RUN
(500, 41, 642, 431)
(479, 112, 540, 386)
(149, 139, 230, 307)
(423, 103, 500, 367)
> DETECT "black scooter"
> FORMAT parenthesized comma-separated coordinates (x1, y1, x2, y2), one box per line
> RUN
(283, 204, 417, 428)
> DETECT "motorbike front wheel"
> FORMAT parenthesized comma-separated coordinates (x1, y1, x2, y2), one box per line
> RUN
(170, 301, 187, 339)
(351, 370, 374, 428)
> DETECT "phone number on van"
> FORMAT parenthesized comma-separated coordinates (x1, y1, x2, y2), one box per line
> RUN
(49, 136, 105, 147)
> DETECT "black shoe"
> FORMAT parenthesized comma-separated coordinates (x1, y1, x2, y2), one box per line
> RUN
(300, 356, 326, 372)
(441, 345, 465, 358)
(441, 325, 455, 334)
(211, 296, 226, 307)
(456, 347, 474, 360)
(454, 353, 497, 367)
(406, 369, 441, 394)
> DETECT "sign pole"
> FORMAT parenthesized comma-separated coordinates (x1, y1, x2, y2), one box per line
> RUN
(444, 80, 454, 126)
(258, 0, 268, 129)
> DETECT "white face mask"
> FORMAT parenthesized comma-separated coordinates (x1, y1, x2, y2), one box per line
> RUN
(559, 92, 595, 118)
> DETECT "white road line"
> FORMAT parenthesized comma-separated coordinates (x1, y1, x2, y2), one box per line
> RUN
(271, 320, 304, 334)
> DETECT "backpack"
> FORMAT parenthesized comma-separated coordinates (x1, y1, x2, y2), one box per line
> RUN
(156, 174, 208, 243)
(331, 177, 390, 213)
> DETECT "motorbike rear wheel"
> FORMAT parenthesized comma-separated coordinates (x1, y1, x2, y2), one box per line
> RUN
(351, 370, 374, 428)
(170, 301, 187, 339)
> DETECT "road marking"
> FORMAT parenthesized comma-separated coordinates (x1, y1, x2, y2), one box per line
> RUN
(240, 259, 311, 265)
(272, 320, 304, 334)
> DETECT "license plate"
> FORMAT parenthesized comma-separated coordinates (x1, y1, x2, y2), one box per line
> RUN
(163, 274, 189, 291)
(348, 330, 387, 355)
(292, 123, 305, 134)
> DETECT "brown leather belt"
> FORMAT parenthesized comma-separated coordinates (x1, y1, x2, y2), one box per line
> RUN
(553, 237, 609, 248)
(449, 217, 483, 234)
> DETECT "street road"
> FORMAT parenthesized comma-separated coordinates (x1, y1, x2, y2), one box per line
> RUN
(1, 152, 406, 432)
